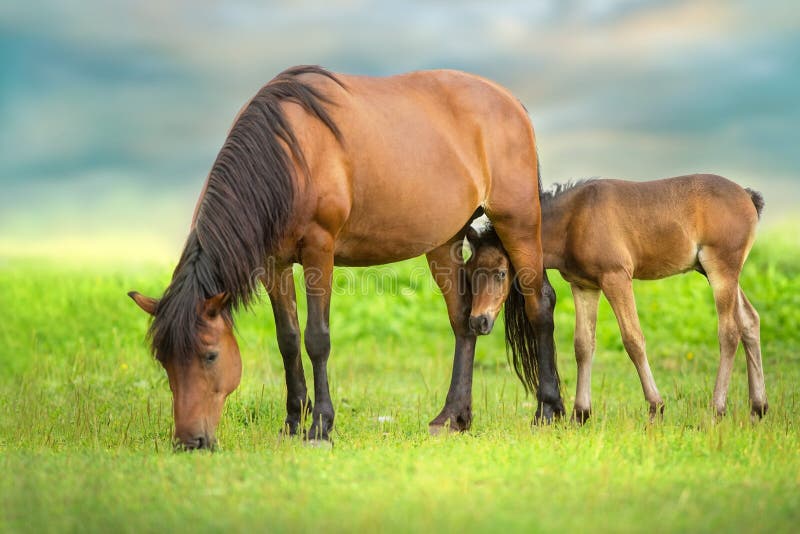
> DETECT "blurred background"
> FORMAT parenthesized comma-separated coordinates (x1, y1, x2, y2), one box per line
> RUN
(1, 0, 798, 261)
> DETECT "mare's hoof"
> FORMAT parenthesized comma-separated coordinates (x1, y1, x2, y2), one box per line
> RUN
(428, 410, 471, 435)
(533, 401, 566, 426)
(280, 421, 302, 437)
(303, 438, 333, 449)
(428, 421, 468, 436)
(428, 424, 450, 436)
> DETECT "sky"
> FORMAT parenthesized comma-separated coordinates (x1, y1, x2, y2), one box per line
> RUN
(1, 0, 798, 258)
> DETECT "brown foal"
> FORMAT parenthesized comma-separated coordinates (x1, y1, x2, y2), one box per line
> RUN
(129, 66, 562, 449)
(468, 174, 767, 421)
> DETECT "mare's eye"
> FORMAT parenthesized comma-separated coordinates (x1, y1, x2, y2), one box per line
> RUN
(497, 270, 507, 281)
(205, 351, 219, 364)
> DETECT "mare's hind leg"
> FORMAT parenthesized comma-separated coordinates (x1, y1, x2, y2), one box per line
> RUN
(263, 265, 311, 436)
(571, 285, 600, 424)
(738, 287, 768, 417)
(487, 216, 565, 423)
(427, 239, 477, 433)
(601, 273, 664, 420)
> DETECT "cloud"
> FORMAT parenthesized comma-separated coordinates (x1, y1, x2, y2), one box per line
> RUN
(1, 0, 798, 243)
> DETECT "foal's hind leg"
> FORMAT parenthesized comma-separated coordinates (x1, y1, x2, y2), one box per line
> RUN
(701, 257, 743, 418)
(738, 287, 768, 417)
(427, 240, 477, 434)
(571, 285, 601, 423)
(601, 273, 664, 420)
(263, 265, 311, 436)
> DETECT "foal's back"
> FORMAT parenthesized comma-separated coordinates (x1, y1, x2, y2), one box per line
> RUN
(550, 174, 761, 282)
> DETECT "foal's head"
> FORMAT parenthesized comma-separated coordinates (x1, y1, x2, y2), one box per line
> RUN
(465, 226, 512, 335)
(128, 291, 242, 451)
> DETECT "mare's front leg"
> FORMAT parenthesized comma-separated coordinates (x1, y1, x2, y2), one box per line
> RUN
(263, 265, 311, 435)
(301, 229, 336, 441)
(601, 273, 664, 420)
(426, 240, 476, 434)
(571, 284, 600, 423)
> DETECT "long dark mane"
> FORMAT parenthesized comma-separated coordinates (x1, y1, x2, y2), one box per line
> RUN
(148, 65, 344, 362)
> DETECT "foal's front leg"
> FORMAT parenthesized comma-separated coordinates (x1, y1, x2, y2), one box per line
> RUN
(301, 230, 336, 441)
(601, 273, 664, 420)
(426, 240, 476, 434)
(571, 284, 600, 423)
(263, 265, 311, 435)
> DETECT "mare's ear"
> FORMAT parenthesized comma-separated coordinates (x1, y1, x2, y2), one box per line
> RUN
(203, 292, 231, 318)
(128, 291, 158, 316)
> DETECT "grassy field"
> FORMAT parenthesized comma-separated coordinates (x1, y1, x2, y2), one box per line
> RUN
(1, 228, 799, 532)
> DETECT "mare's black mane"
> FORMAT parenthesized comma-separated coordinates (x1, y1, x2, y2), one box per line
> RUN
(148, 65, 344, 362)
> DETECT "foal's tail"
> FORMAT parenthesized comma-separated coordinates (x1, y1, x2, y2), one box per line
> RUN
(504, 276, 540, 394)
(745, 188, 765, 220)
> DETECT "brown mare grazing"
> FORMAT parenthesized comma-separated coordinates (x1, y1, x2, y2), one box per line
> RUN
(128, 66, 564, 450)
(466, 174, 767, 422)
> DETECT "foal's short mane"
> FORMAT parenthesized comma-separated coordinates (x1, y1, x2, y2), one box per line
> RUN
(148, 65, 344, 362)
(539, 178, 598, 205)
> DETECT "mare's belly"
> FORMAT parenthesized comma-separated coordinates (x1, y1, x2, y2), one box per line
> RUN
(333, 201, 476, 266)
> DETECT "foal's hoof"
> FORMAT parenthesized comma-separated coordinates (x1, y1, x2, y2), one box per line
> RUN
(751, 402, 769, 419)
(533, 401, 566, 426)
(571, 407, 592, 425)
(648, 403, 665, 423)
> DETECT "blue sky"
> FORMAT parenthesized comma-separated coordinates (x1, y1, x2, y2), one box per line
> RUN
(1, 0, 798, 252)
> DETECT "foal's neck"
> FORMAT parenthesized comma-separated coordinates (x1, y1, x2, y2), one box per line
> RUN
(540, 195, 572, 270)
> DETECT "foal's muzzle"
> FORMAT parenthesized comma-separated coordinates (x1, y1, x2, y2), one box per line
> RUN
(469, 314, 494, 335)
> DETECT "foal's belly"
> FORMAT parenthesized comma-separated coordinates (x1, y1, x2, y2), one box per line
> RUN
(632, 239, 699, 280)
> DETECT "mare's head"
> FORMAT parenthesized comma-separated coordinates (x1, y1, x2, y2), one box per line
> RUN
(465, 226, 512, 335)
(128, 290, 242, 451)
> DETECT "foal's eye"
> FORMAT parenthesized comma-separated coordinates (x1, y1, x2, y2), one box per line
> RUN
(497, 270, 507, 281)
(204, 351, 219, 365)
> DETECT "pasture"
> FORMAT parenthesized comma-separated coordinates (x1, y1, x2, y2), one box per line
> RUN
(1, 227, 799, 532)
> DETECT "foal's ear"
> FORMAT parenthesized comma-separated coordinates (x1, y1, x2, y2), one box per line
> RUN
(466, 226, 480, 244)
(203, 292, 231, 318)
(128, 291, 158, 316)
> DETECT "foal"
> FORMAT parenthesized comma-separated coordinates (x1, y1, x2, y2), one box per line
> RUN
(468, 174, 767, 421)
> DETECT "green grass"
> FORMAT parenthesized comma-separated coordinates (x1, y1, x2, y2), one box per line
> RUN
(1, 230, 799, 533)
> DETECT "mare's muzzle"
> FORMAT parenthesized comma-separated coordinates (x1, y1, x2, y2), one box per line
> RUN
(174, 433, 217, 452)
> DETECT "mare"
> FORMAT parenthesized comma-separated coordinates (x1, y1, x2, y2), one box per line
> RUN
(128, 66, 563, 450)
